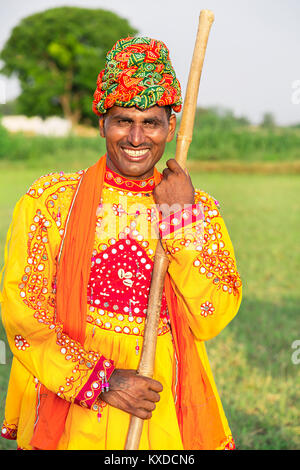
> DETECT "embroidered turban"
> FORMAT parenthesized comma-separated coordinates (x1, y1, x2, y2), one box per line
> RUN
(92, 36, 182, 116)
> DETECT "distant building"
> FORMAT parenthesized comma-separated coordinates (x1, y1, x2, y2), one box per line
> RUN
(1, 116, 72, 136)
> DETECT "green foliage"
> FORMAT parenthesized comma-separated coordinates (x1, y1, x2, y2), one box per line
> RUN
(0, 7, 138, 124)
(0, 120, 105, 165)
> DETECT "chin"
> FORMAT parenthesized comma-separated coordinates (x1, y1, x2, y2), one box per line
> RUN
(118, 161, 153, 179)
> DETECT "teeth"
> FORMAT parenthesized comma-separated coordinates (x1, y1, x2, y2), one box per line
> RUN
(123, 149, 148, 157)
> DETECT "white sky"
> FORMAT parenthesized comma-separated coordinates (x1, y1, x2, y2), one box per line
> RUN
(0, 0, 299, 125)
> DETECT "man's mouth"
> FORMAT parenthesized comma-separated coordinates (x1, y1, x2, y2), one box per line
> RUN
(121, 147, 151, 162)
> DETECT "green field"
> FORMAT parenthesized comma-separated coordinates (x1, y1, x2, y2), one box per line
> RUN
(0, 147, 299, 450)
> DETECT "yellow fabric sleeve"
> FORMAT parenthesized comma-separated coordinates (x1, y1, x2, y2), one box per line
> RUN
(161, 190, 242, 341)
(1, 193, 113, 406)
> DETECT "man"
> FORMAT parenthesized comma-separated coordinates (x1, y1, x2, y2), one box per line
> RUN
(0, 37, 242, 450)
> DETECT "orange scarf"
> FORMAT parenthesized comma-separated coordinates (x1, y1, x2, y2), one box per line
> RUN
(31, 155, 226, 450)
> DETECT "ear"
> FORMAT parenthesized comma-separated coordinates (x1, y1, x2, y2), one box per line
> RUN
(99, 116, 105, 138)
(166, 114, 177, 143)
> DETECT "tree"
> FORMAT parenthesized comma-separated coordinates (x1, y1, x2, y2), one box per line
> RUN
(0, 7, 138, 125)
(260, 112, 276, 129)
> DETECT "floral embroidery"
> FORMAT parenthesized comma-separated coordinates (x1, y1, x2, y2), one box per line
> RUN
(112, 203, 125, 217)
(14, 335, 30, 351)
(190, 191, 242, 295)
(18, 210, 53, 315)
(55, 328, 113, 401)
(26, 171, 83, 199)
(45, 185, 78, 237)
(200, 301, 215, 317)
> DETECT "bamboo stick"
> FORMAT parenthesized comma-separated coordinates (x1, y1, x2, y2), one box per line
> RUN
(125, 9, 215, 450)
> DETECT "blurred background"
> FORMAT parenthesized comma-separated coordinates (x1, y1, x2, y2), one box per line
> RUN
(0, 0, 299, 450)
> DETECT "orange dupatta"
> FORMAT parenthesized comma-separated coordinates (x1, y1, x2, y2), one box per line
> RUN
(153, 172, 227, 450)
(30, 155, 106, 450)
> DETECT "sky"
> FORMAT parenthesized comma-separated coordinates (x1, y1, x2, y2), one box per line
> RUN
(0, 0, 299, 125)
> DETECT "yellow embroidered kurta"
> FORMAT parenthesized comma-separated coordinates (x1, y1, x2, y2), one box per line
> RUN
(0, 166, 242, 450)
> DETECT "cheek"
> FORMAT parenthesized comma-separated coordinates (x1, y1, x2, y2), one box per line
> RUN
(151, 133, 168, 152)
(105, 125, 128, 143)
(142, 129, 165, 147)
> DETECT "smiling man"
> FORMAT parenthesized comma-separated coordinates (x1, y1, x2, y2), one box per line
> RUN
(99, 105, 176, 179)
(1, 37, 242, 450)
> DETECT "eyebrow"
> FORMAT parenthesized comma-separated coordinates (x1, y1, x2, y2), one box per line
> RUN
(111, 114, 164, 125)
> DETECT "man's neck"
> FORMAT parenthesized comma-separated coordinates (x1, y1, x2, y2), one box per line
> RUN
(106, 156, 155, 181)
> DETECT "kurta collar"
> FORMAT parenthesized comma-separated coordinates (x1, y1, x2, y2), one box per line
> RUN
(104, 166, 155, 193)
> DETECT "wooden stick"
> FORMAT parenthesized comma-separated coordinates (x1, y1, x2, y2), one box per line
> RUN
(125, 9, 215, 450)
(175, 9, 215, 168)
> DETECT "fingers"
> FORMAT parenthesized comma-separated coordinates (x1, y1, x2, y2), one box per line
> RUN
(131, 399, 157, 420)
(166, 158, 181, 173)
(128, 377, 162, 419)
(146, 389, 161, 403)
(162, 159, 190, 182)
(166, 158, 187, 174)
(102, 370, 164, 420)
(141, 375, 163, 393)
(133, 407, 153, 420)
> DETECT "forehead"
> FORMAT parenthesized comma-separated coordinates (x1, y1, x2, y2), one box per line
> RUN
(105, 105, 167, 121)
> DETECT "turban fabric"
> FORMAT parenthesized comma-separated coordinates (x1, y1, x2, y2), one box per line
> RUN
(93, 36, 182, 116)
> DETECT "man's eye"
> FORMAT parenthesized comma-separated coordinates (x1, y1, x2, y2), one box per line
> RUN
(118, 119, 131, 126)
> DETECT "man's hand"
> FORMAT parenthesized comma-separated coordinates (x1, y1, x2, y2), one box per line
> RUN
(153, 159, 195, 218)
(100, 369, 163, 420)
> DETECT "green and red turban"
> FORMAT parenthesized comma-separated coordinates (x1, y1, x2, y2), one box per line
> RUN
(92, 36, 182, 116)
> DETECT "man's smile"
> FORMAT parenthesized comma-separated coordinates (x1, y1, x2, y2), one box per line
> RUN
(121, 147, 150, 161)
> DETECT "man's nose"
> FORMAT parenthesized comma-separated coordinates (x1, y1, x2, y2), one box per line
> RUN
(127, 124, 145, 147)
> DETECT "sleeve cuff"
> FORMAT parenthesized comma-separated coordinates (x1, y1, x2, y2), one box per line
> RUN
(158, 203, 204, 240)
(74, 355, 115, 409)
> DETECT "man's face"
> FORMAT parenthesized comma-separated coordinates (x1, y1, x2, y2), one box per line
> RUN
(99, 105, 176, 180)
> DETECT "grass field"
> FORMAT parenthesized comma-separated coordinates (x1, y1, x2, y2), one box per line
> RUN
(0, 151, 299, 450)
